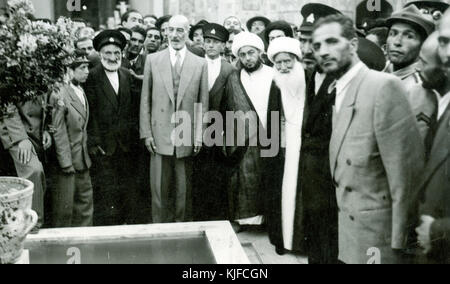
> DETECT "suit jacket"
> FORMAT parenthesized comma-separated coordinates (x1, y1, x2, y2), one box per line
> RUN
(140, 48, 209, 158)
(50, 84, 91, 171)
(330, 64, 425, 264)
(85, 65, 134, 156)
(0, 99, 46, 151)
(418, 104, 450, 262)
(208, 59, 235, 112)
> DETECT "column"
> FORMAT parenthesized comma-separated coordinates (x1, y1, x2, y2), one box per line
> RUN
(30, 0, 55, 21)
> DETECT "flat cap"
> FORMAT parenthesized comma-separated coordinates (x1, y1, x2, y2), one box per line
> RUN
(386, 5, 435, 38)
(93, 29, 127, 52)
(202, 23, 230, 42)
(300, 3, 342, 33)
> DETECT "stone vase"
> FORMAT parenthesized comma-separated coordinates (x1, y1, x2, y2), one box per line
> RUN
(0, 177, 37, 264)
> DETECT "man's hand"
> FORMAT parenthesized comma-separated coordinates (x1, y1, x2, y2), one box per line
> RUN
(416, 215, 435, 254)
(129, 69, 144, 81)
(145, 137, 157, 154)
(194, 145, 202, 156)
(61, 166, 76, 175)
(18, 139, 35, 165)
(89, 146, 106, 157)
(42, 131, 52, 150)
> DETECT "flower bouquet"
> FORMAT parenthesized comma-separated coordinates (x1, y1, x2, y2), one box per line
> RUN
(0, 0, 77, 114)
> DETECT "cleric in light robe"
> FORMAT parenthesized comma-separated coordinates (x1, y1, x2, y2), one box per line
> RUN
(265, 37, 307, 255)
(223, 32, 283, 232)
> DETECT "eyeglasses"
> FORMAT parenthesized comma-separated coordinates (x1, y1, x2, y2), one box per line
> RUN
(419, 8, 443, 21)
(168, 27, 186, 34)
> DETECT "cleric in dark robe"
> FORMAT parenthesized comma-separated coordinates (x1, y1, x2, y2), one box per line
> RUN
(223, 32, 282, 231)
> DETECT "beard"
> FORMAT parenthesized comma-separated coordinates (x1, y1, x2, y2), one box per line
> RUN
(101, 57, 122, 72)
(273, 61, 306, 98)
(242, 59, 262, 73)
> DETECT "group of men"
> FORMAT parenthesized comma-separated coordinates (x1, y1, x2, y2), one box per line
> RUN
(0, 0, 449, 264)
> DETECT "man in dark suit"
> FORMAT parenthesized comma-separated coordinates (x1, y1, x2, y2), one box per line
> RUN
(140, 15, 209, 224)
(415, 9, 450, 264)
(85, 30, 136, 226)
(192, 23, 235, 221)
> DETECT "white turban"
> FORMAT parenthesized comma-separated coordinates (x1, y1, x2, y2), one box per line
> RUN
(232, 32, 265, 58)
(267, 37, 302, 63)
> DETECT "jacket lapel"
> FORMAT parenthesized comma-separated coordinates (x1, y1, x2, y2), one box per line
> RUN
(66, 85, 87, 120)
(419, 106, 450, 189)
(330, 65, 370, 176)
(100, 69, 119, 109)
(209, 60, 227, 95)
(176, 51, 196, 110)
(157, 49, 175, 105)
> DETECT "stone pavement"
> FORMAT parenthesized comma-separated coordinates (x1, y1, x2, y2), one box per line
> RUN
(236, 227, 308, 264)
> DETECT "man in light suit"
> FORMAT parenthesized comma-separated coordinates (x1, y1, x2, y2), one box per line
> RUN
(49, 50, 93, 228)
(140, 15, 209, 224)
(415, 9, 450, 264)
(0, 98, 51, 232)
(312, 14, 425, 264)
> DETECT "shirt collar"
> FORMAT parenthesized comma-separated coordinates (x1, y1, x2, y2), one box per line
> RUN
(169, 45, 187, 61)
(206, 56, 221, 64)
(336, 61, 365, 95)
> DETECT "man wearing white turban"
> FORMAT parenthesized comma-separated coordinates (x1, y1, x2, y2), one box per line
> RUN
(223, 32, 283, 232)
(265, 37, 307, 255)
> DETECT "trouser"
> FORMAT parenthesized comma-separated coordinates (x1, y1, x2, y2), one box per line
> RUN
(91, 150, 134, 226)
(8, 146, 46, 228)
(150, 154, 193, 224)
(51, 170, 93, 228)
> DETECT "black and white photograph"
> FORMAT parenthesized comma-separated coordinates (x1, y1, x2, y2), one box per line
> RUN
(0, 0, 449, 267)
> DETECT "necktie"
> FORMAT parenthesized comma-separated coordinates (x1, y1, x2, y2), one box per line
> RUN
(175, 51, 182, 75)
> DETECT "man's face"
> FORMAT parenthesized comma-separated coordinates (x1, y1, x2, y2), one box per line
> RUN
(145, 29, 162, 53)
(273, 52, 296, 74)
(312, 22, 356, 76)
(72, 63, 90, 83)
(168, 17, 189, 50)
(224, 17, 241, 34)
(79, 27, 95, 39)
(123, 12, 143, 29)
(299, 32, 316, 71)
(387, 23, 423, 69)
(225, 33, 235, 55)
(251, 20, 266, 34)
(205, 38, 225, 59)
(192, 28, 204, 48)
(438, 14, 450, 75)
(238, 46, 261, 71)
(144, 17, 157, 29)
(268, 29, 286, 42)
(100, 44, 122, 71)
(76, 39, 95, 57)
(129, 31, 145, 56)
(161, 22, 170, 40)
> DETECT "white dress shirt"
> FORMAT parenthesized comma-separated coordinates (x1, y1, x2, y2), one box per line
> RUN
(70, 83, 86, 109)
(104, 70, 119, 95)
(314, 72, 327, 95)
(241, 65, 274, 128)
(169, 45, 187, 67)
(206, 56, 222, 91)
(335, 61, 365, 113)
(438, 91, 450, 121)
